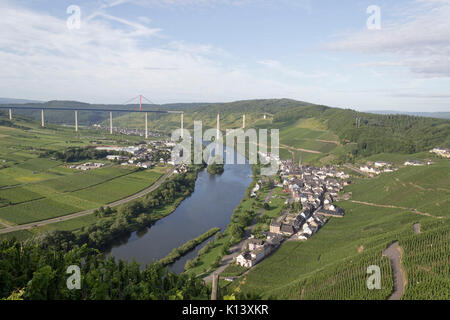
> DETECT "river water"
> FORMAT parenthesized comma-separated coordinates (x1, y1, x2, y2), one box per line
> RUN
(108, 146, 252, 273)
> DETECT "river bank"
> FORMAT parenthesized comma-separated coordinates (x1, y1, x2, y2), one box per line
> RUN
(108, 145, 253, 273)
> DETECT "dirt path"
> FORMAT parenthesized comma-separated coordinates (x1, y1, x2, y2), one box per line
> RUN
(203, 187, 274, 283)
(315, 139, 339, 145)
(413, 223, 421, 234)
(383, 241, 407, 300)
(350, 200, 442, 219)
(343, 163, 370, 177)
(0, 220, 11, 228)
(280, 144, 322, 154)
(0, 170, 173, 234)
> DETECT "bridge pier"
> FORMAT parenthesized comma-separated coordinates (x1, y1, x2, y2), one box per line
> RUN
(181, 113, 184, 138)
(109, 111, 113, 134)
(75, 110, 78, 132)
(217, 113, 220, 140)
(145, 112, 148, 139)
(8, 108, 12, 120)
(41, 109, 45, 127)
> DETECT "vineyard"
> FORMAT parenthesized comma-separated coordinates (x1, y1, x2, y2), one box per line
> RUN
(400, 221, 450, 300)
(239, 245, 394, 300)
(300, 248, 393, 300)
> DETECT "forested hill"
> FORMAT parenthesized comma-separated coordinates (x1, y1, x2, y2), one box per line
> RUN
(270, 104, 450, 157)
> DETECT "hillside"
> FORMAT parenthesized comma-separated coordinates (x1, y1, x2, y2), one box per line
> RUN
(3, 99, 449, 165)
(0, 100, 448, 300)
(0, 98, 43, 104)
(110, 99, 450, 164)
(229, 160, 450, 299)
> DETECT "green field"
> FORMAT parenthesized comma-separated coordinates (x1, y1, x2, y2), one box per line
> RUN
(0, 117, 165, 226)
(0, 167, 163, 225)
(344, 160, 450, 217)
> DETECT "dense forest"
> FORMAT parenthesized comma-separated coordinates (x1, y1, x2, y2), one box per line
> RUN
(0, 240, 209, 300)
(323, 109, 450, 156)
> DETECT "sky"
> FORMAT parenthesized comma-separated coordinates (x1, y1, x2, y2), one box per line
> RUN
(0, 0, 449, 112)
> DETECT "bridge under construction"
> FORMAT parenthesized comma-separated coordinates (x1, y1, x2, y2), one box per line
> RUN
(0, 95, 256, 139)
(0, 94, 185, 139)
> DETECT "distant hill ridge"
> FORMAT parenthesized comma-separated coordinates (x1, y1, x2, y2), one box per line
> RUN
(1, 98, 449, 160)
(368, 110, 450, 120)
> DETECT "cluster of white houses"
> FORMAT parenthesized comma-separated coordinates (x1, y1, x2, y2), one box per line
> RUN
(359, 161, 398, 175)
(236, 234, 284, 268)
(92, 124, 163, 138)
(430, 147, 450, 158)
(236, 161, 348, 268)
(95, 141, 175, 168)
(69, 162, 105, 171)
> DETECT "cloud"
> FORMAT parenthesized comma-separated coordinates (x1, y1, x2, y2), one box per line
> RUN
(0, 1, 309, 103)
(257, 59, 351, 85)
(328, 0, 450, 78)
(257, 59, 328, 79)
(100, 0, 312, 11)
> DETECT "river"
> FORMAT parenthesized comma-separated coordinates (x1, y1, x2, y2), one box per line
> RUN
(108, 145, 252, 273)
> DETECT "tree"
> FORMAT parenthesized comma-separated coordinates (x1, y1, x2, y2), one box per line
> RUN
(23, 265, 55, 300)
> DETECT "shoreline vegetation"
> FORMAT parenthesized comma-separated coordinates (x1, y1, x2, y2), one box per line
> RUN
(26, 164, 206, 252)
(206, 162, 224, 175)
(159, 227, 221, 267)
(0, 239, 210, 300)
(184, 164, 261, 276)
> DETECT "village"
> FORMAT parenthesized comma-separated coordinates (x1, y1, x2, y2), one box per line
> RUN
(236, 161, 349, 268)
(234, 145, 450, 269)
(357, 147, 450, 177)
(92, 124, 164, 138)
(69, 140, 188, 174)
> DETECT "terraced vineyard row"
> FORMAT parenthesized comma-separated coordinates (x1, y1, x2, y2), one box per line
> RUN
(401, 223, 450, 300)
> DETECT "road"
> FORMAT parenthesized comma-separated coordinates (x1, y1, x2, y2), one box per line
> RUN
(203, 186, 274, 283)
(280, 144, 322, 154)
(0, 170, 173, 234)
(343, 163, 369, 176)
(383, 241, 407, 300)
(350, 200, 443, 219)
